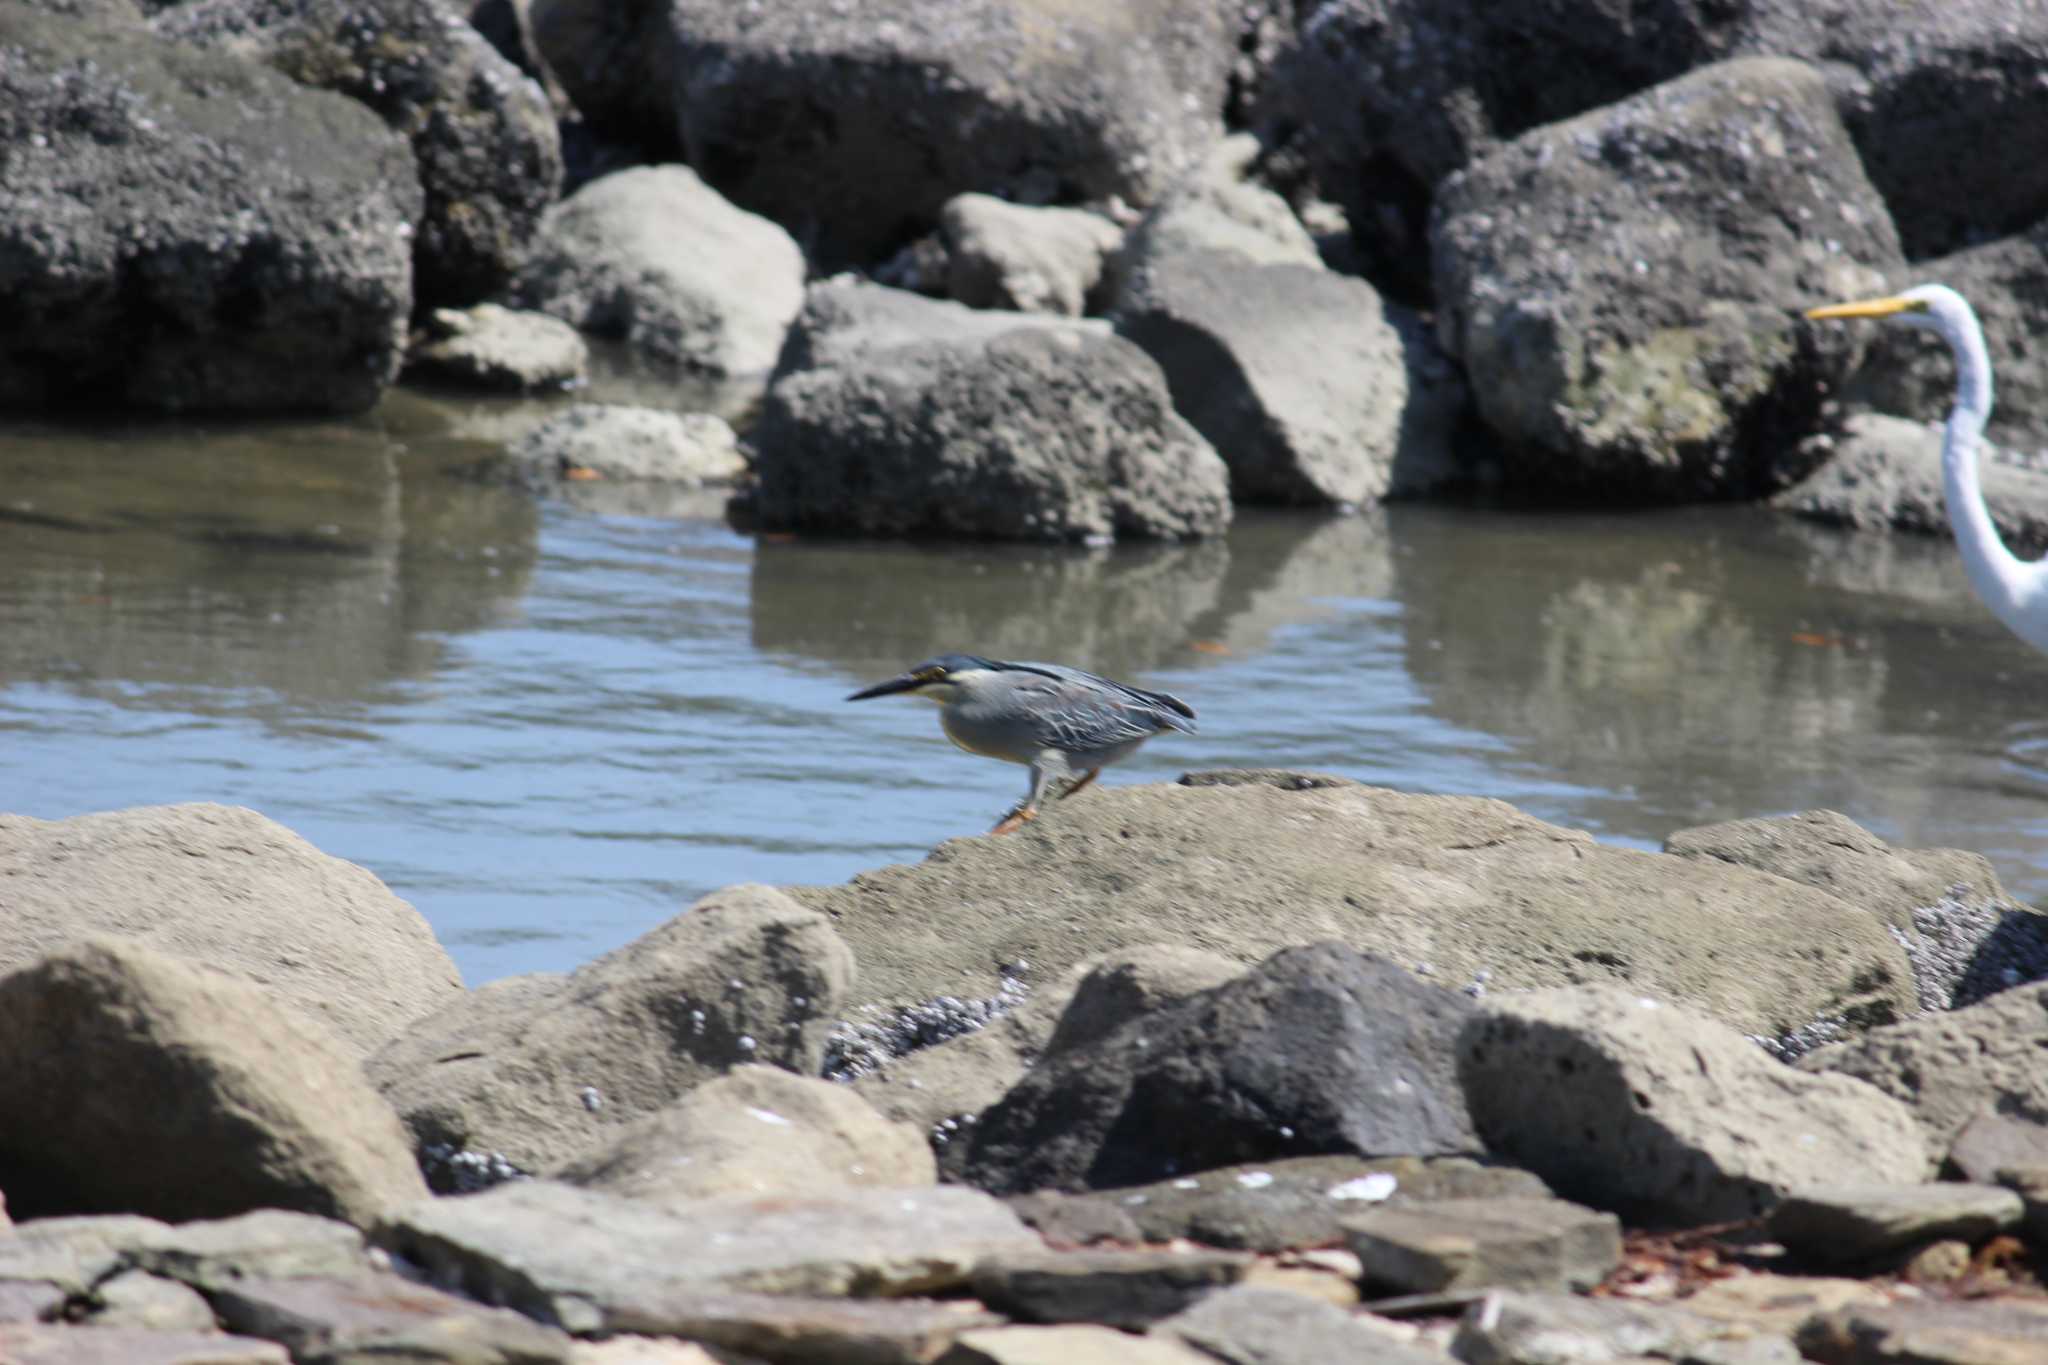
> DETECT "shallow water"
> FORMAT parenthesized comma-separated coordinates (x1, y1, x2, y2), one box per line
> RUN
(5, 390, 2048, 985)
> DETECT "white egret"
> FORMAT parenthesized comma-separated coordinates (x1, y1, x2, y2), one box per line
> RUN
(1806, 285, 2048, 655)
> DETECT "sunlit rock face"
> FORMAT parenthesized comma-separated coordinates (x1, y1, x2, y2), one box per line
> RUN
(1431, 58, 1901, 500)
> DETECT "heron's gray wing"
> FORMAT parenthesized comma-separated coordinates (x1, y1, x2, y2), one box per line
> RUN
(1007, 668, 1195, 751)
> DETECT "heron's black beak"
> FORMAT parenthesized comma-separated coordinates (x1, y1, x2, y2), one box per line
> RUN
(846, 673, 923, 701)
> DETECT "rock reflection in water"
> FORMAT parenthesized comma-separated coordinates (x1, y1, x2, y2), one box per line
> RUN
(1391, 503, 2048, 867)
(750, 509, 1397, 689)
(0, 421, 537, 705)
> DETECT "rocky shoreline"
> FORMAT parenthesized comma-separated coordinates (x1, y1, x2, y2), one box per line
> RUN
(10, 1, 2048, 541)
(5, 785, 2048, 1361)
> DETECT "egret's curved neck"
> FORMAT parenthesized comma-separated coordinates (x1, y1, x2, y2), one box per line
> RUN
(1936, 307, 2031, 621)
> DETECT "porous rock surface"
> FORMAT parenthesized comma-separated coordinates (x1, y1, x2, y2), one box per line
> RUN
(785, 777, 1917, 1042)
(752, 280, 1233, 544)
(0, 940, 429, 1226)
(152, 0, 562, 305)
(0, 804, 461, 1059)
(1459, 985, 1930, 1223)
(367, 884, 854, 1175)
(1799, 980, 2048, 1155)
(0, 1, 418, 414)
(1431, 57, 1900, 499)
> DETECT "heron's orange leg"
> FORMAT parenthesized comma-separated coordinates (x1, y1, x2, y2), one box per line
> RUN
(1058, 768, 1102, 801)
(990, 805, 1039, 835)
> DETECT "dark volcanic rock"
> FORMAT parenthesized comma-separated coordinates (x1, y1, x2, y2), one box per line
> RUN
(970, 1247, 1249, 1329)
(658, 0, 1238, 267)
(753, 281, 1232, 544)
(153, 0, 562, 306)
(1431, 57, 1900, 500)
(0, 1, 418, 413)
(958, 944, 1478, 1195)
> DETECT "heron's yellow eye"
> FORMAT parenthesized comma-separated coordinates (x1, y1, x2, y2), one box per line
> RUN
(917, 668, 947, 683)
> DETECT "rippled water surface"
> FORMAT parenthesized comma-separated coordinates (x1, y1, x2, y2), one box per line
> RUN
(6, 391, 2048, 984)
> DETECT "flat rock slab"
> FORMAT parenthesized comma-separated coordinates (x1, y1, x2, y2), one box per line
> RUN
(1768, 1184, 2023, 1263)
(1796, 1298, 2048, 1364)
(377, 1180, 1044, 1334)
(937, 1324, 1215, 1365)
(1452, 1290, 1800, 1365)
(210, 1273, 573, 1360)
(0, 1323, 289, 1363)
(569, 1291, 1003, 1364)
(1343, 1197, 1621, 1295)
(1155, 1284, 1453, 1365)
(970, 1248, 1248, 1329)
(1008, 1155, 1547, 1251)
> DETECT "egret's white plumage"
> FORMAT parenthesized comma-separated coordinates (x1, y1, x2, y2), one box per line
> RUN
(1807, 284, 2048, 655)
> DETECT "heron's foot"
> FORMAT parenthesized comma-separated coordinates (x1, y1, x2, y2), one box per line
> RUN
(1058, 768, 1102, 801)
(991, 804, 1039, 835)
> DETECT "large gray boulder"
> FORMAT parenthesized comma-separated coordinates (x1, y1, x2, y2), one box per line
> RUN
(508, 165, 806, 376)
(783, 777, 1917, 1042)
(367, 884, 854, 1176)
(0, 804, 461, 1060)
(957, 943, 1479, 1194)
(152, 0, 562, 306)
(1272, 0, 2048, 277)
(653, 0, 1238, 267)
(1459, 986, 1930, 1223)
(1431, 57, 1900, 499)
(752, 280, 1233, 544)
(0, 940, 429, 1226)
(0, 2, 418, 413)
(1115, 248, 1460, 506)
(1750, 1, 2048, 262)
